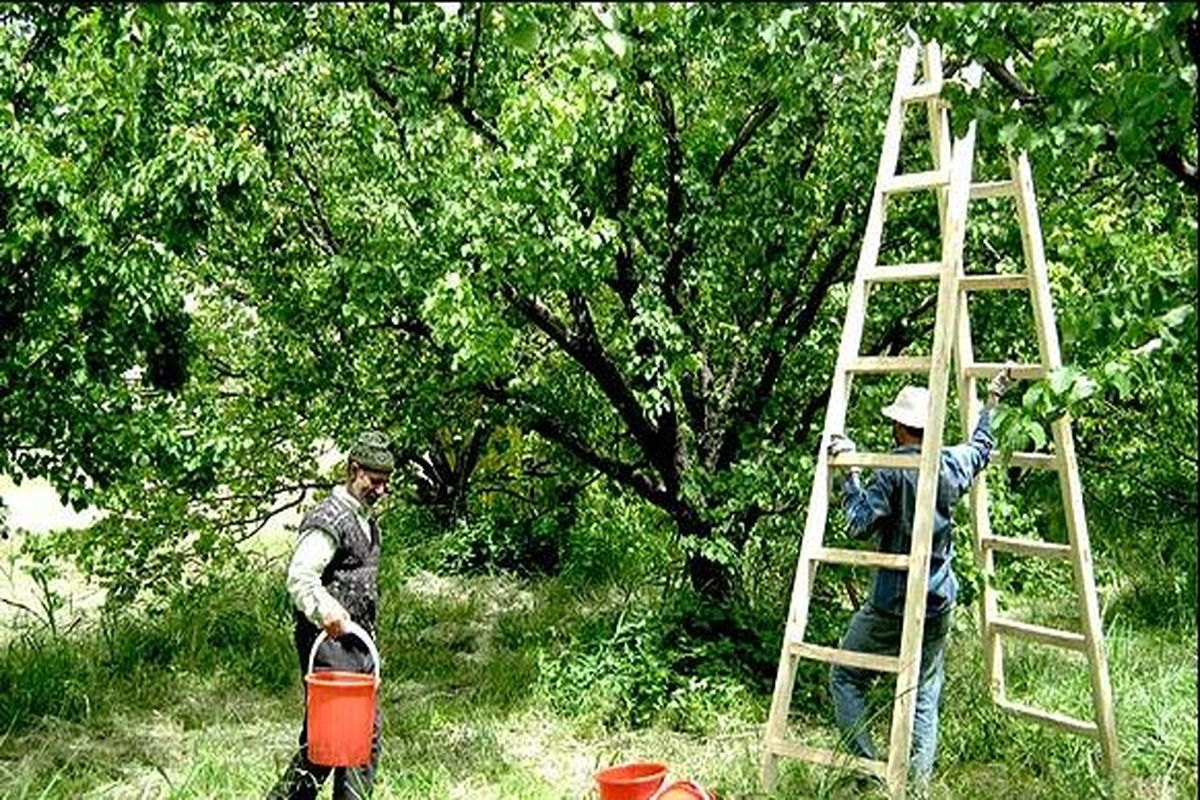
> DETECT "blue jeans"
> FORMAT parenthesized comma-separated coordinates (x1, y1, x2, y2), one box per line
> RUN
(829, 603, 952, 778)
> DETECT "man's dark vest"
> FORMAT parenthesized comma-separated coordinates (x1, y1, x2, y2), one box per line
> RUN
(292, 492, 381, 644)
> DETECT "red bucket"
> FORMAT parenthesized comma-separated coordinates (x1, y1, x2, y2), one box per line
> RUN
(594, 762, 668, 800)
(304, 623, 380, 767)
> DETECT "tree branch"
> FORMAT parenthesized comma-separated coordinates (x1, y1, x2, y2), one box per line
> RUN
(650, 76, 689, 319)
(500, 284, 668, 482)
(363, 71, 408, 147)
(228, 490, 310, 544)
(983, 56, 1197, 193)
(447, 4, 503, 148)
(478, 382, 672, 509)
(714, 200, 857, 470)
(1156, 148, 1199, 192)
(285, 142, 342, 256)
(981, 58, 1038, 103)
(605, 143, 639, 317)
(711, 96, 780, 189)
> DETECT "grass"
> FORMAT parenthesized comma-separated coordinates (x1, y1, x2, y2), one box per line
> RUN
(0, 565, 1194, 799)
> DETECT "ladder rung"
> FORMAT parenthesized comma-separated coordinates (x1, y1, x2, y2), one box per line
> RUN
(864, 262, 942, 283)
(882, 169, 950, 194)
(980, 534, 1072, 560)
(901, 80, 943, 103)
(990, 617, 1087, 651)
(959, 274, 1029, 292)
(791, 643, 901, 673)
(764, 738, 888, 780)
(965, 362, 1046, 381)
(1009, 452, 1059, 470)
(847, 356, 931, 374)
(969, 180, 1017, 199)
(995, 698, 1100, 739)
(830, 452, 923, 469)
(815, 547, 910, 570)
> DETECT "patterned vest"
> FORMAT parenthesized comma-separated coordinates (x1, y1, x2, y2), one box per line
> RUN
(292, 492, 381, 641)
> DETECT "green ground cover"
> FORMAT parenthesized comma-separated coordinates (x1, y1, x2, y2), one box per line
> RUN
(0, 567, 1193, 799)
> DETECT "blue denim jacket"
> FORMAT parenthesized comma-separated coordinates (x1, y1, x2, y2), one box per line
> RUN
(840, 409, 995, 617)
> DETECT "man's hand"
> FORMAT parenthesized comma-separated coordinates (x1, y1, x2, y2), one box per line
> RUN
(828, 433, 857, 459)
(987, 363, 1015, 406)
(322, 607, 350, 639)
(828, 433, 861, 486)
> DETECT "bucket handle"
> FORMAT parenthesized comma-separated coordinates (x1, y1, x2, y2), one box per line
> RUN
(307, 620, 381, 683)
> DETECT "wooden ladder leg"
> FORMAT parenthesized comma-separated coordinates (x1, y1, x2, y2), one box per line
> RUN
(883, 120, 977, 800)
(1009, 152, 1121, 774)
(761, 41, 923, 792)
(956, 293, 1007, 703)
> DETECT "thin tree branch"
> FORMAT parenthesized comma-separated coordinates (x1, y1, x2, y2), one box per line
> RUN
(500, 284, 665, 481)
(711, 96, 780, 189)
(363, 71, 409, 147)
(285, 142, 342, 255)
(446, 3, 503, 148)
(478, 382, 671, 510)
(229, 490, 310, 544)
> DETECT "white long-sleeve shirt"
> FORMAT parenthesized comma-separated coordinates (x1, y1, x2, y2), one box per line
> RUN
(285, 485, 373, 627)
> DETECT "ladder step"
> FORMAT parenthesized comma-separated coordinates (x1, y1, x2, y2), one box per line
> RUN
(901, 80, 943, 103)
(969, 180, 1017, 200)
(965, 362, 1046, 381)
(995, 698, 1100, 739)
(980, 534, 1072, 560)
(830, 452, 923, 470)
(959, 274, 1029, 292)
(1009, 451, 1059, 470)
(990, 617, 1087, 651)
(764, 738, 888, 780)
(864, 262, 942, 283)
(815, 547, 910, 570)
(882, 169, 950, 194)
(847, 356, 931, 374)
(790, 643, 901, 673)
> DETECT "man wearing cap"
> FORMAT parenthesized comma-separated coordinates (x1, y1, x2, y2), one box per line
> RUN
(268, 430, 394, 800)
(826, 371, 1012, 790)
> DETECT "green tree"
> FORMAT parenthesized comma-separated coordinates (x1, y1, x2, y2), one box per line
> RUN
(1, 3, 1192, 615)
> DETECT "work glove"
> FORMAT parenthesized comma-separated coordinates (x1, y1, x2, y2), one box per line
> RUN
(988, 363, 1015, 403)
(828, 433, 861, 489)
(828, 433, 857, 458)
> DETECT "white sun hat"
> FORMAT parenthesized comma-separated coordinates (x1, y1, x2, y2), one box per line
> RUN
(881, 385, 930, 430)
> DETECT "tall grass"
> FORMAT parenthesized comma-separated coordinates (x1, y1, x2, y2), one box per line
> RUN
(0, 561, 1193, 799)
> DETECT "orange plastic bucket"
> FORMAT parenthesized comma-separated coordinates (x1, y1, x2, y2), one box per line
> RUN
(304, 623, 380, 767)
(594, 762, 668, 800)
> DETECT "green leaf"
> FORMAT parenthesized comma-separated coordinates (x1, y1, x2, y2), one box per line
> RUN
(508, 17, 541, 52)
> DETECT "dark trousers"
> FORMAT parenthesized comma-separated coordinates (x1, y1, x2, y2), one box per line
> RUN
(267, 627, 381, 800)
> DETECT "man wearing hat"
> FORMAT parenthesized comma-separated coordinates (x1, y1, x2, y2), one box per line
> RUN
(826, 370, 1012, 790)
(268, 430, 394, 800)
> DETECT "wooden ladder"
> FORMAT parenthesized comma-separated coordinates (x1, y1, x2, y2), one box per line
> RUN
(958, 150, 1121, 775)
(760, 40, 1119, 799)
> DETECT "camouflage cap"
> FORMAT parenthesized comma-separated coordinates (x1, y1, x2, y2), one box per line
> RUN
(348, 430, 394, 474)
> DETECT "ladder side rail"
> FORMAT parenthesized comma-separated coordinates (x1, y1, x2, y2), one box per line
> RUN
(954, 260, 1008, 702)
(1010, 152, 1121, 773)
(883, 121, 977, 799)
(921, 41, 951, 234)
(761, 43, 923, 791)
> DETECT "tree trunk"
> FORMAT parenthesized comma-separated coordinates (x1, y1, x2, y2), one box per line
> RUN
(677, 513, 735, 601)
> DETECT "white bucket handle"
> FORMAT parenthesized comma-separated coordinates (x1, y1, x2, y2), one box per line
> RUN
(307, 620, 380, 683)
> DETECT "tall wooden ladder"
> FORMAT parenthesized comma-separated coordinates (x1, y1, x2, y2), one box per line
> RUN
(760, 40, 1120, 798)
(956, 151, 1120, 773)
(760, 40, 976, 799)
